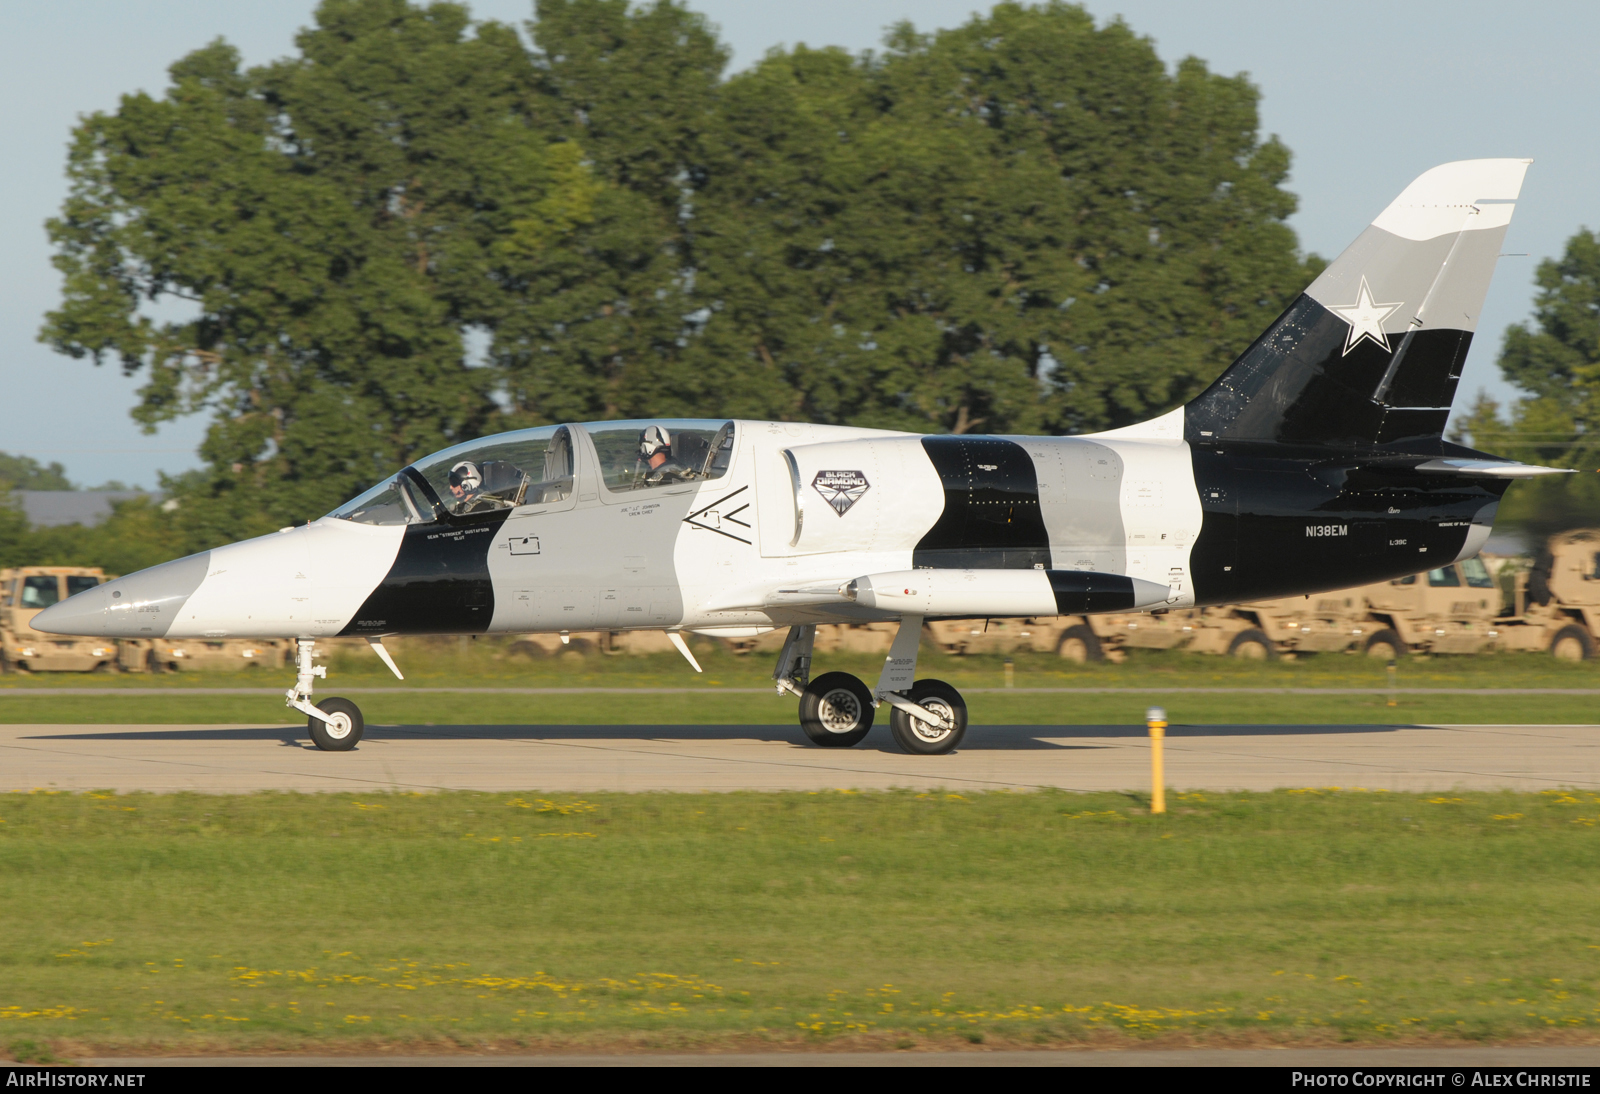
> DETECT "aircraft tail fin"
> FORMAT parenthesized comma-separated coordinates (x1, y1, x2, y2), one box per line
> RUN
(1184, 159, 1531, 450)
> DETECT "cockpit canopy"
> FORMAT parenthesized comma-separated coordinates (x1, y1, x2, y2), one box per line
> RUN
(327, 419, 735, 526)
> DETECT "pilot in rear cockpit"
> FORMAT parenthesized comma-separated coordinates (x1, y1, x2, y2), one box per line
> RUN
(639, 425, 700, 486)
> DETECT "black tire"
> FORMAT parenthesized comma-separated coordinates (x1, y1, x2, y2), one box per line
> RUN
(798, 672, 874, 747)
(1227, 628, 1277, 661)
(1550, 625, 1593, 662)
(308, 696, 365, 752)
(1364, 629, 1405, 660)
(1056, 624, 1105, 663)
(889, 679, 968, 755)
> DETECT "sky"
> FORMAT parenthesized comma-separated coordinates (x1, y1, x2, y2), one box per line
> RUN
(2, 1, 1595, 490)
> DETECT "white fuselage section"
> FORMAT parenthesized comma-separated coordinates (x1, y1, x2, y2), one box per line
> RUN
(40, 413, 1205, 642)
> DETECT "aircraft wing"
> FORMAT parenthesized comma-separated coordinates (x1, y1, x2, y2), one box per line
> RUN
(701, 581, 857, 613)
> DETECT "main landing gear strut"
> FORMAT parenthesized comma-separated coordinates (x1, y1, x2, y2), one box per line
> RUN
(772, 615, 968, 755)
(285, 639, 365, 751)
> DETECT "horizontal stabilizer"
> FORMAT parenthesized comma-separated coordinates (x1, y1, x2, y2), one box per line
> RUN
(1414, 458, 1574, 478)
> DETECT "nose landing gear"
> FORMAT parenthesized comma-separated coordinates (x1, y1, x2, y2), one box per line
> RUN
(773, 615, 968, 755)
(285, 639, 365, 751)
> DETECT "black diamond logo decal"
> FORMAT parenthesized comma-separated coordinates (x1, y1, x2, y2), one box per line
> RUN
(812, 470, 870, 516)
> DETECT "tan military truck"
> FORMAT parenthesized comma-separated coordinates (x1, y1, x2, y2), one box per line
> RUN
(120, 637, 289, 673)
(925, 555, 1513, 662)
(1487, 529, 1600, 660)
(0, 567, 119, 672)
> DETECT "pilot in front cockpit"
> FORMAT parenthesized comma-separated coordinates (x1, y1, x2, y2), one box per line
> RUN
(447, 460, 485, 511)
(447, 458, 528, 514)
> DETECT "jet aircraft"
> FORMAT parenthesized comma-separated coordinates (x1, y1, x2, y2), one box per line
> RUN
(36, 159, 1565, 754)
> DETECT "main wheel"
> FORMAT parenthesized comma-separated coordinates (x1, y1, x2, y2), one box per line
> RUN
(1227, 628, 1277, 660)
(798, 672, 874, 747)
(1550, 625, 1593, 662)
(889, 679, 968, 755)
(1056, 624, 1105, 663)
(308, 696, 365, 752)
(1364, 628, 1404, 660)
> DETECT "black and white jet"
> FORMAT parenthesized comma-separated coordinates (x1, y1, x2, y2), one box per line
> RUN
(36, 159, 1565, 753)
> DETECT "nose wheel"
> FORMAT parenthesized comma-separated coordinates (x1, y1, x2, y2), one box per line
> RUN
(285, 639, 369, 752)
(307, 696, 365, 752)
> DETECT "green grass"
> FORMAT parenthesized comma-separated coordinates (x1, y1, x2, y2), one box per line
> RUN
(3, 788, 1600, 1054)
(7, 640, 1600, 692)
(1, 689, 1598, 727)
(5, 642, 1600, 726)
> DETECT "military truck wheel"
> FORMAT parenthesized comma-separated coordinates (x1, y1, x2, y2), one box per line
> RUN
(1365, 629, 1405, 660)
(889, 680, 968, 755)
(1056, 625, 1105, 663)
(1227, 629, 1277, 660)
(308, 697, 364, 752)
(798, 672, 874, 748)
(1550, 625, 1593, 662)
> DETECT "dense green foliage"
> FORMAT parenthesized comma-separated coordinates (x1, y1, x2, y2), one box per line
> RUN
(39, 0, 1317, 564)
(0, 453, 73, 493)
(3, 788, 1599, 1050)
(1455, 228, 1600, 536)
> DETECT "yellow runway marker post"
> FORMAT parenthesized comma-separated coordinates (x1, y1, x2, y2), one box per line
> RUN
(1147, 706, 1167, 815)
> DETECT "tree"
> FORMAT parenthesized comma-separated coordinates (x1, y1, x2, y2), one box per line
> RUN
(1452, 228, 1600, 535)
(42, 0, 603, 533)
(688, 3, 1318, 435)
(41, 0, 1319, 553)
(0, 453, 74, 492)
(488, 0, 808, 424)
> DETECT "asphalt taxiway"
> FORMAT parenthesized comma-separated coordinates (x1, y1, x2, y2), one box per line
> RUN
(4, 720, 1598, 793)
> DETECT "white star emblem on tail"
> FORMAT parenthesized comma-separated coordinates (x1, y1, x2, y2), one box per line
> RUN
(812, 470, 870, 515)
(1329, 275, 1404, 356)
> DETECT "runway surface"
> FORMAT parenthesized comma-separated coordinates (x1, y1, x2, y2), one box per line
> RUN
(5, 720, 1599, 793)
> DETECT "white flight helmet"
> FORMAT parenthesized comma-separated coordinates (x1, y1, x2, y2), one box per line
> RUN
(448, 460, 482, 492)
(639, 425, 672, 458)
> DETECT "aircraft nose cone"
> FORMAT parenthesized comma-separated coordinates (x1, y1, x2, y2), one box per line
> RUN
(32, 551, 211, 638)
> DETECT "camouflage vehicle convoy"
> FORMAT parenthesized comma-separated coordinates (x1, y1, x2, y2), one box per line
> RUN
(1, 565, 286, 673)
(0, 567, 119, 672)
(925, 531, 1600, 662)
(118, 637, 288, 674)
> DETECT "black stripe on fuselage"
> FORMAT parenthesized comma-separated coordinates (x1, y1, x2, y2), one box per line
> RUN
(1187, 442, 1506, 605)
(913, 436, 1051, 570)
(339, 510, 511, 636)
(1047, 570, 1136, 614)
